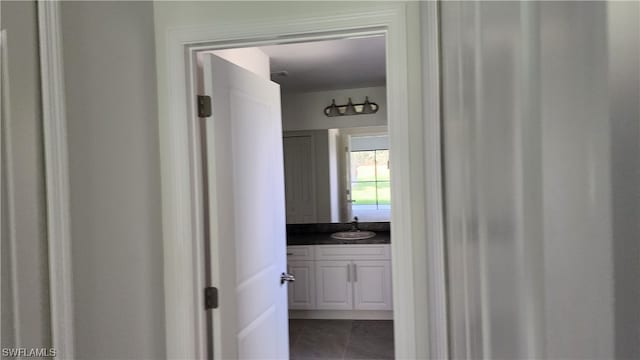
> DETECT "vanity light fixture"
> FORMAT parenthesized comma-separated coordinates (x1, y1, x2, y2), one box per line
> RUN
(326, 99, 341, 117)
(343, 98, 357, 115)
(323, 97, 379, 117)
(361, 97, 376, 114)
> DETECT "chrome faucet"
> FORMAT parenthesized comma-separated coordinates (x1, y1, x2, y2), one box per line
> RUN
(350, 216, 360, 231)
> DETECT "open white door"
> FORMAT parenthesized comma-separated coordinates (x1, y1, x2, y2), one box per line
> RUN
(202, 54, 290, 359)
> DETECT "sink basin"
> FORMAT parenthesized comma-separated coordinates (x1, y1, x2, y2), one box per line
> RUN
(330, 231, 376, 240)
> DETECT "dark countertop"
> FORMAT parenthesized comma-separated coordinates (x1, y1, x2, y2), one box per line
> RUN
(287, 231, 391, 245)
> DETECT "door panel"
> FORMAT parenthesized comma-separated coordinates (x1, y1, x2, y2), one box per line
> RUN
(203, 54, 288, 359)
(287, 261, 315, 310)
(283, 135, 317, 223)
(353, 260, 393, 310)
(315, 260, 352, 310)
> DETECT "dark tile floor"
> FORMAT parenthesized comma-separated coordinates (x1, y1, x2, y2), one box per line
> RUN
(289, 319, 394, 360)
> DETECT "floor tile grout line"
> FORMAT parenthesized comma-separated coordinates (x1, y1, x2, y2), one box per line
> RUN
(343, 320, 354, 360)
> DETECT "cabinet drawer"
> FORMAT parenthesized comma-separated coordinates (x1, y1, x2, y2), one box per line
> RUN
(286, 245, 314, 261)
(315, 245, 390, 261)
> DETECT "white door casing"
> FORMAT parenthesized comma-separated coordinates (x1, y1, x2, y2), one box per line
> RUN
(160, 3, 446, 359)
(203, 54, 289, 359)
(37, 1, 75, 358)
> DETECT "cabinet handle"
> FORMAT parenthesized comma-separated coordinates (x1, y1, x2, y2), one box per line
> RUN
(347, 264, 351, 282)
(287, 253, 293, 256)
(353, 264, 357, 282)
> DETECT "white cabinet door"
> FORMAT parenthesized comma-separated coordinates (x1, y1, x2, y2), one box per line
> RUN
(315, 261, 353, 310)
(287, 261, 315, 310)
(352, 260, 393, 311)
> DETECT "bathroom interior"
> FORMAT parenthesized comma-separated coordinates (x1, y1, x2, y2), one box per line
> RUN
(274, 36, 393, 360)
(214, 35, 394, 359)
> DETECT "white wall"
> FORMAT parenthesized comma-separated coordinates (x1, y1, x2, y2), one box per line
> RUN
(282, 86, 387, 131)
(1, 0, 50, 351)
(539, 4, 613, 358)
(442, 2, 639, 359)
(60, 2, 165, 359)
(608, 2, 640, 358)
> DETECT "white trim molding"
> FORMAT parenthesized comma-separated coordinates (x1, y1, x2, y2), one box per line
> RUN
(421, 2, 449, 359)
(0, 28, 8, 350)
(1, 26, 25, 352)
(37, 1, 75, 358)
(159, 4, 445, 360)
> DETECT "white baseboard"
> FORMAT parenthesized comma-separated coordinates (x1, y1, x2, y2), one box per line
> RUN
(289, 310, 393, 320)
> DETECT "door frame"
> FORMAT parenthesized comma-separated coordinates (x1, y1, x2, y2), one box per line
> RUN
(37, 1, 75, 358)
(159, 3, 446, 359)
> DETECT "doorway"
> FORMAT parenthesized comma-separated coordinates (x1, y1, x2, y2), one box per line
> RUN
(199, 35, 394, 359)
(159, 5, 445, 359)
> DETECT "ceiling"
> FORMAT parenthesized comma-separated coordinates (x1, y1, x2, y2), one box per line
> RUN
(259, 36, 386, 93)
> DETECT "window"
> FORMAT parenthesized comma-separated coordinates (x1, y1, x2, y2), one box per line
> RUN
(349, 134, 390, 222)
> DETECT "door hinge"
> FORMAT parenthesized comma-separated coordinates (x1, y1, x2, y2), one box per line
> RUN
(204, 286, 218, 310)
(197, 95, 212, 118)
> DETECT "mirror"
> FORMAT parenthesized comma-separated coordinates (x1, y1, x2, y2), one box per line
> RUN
(283, 125, 390, 224)
(263, 35, 388, 225)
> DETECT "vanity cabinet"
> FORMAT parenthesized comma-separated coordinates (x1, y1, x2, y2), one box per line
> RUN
(286, 244, 392, 313)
